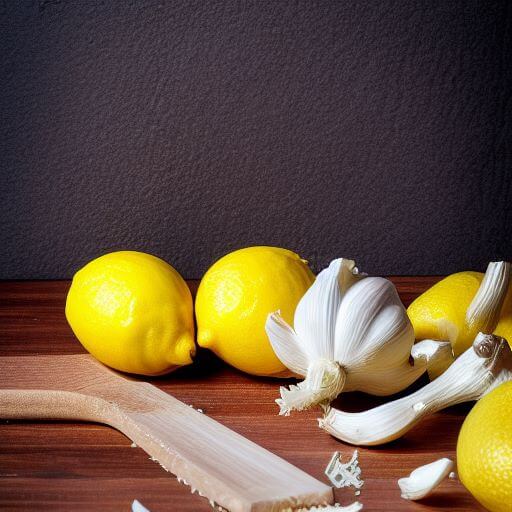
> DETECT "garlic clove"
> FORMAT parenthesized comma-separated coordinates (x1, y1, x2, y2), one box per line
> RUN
(268, 259, 362, 415)
(408, 261, 512, 358)
(319, 333, 512, 445)
(334, 278, 423, 396)
(334, 277, 411, 366)
(398, 458, 454, 500)
(342, 338, 454, 399)
(294, 259, 363, 360)
(265, 312, 308, 376)
(410, 339, 454, 380)
(466, 261, 511, 334)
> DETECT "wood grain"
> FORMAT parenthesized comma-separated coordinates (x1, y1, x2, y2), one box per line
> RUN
(0, 354, 332, 512)
(0, 279, 484, 511)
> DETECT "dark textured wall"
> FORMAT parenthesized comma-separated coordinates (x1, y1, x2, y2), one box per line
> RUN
(1, 1, 511, 279)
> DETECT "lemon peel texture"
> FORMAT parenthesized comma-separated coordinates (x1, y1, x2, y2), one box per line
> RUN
(195, 246, 314, 376)
(457, 381, 512, 512)
(66, 251, 195, 376)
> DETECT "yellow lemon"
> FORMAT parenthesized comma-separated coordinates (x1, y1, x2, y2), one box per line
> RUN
(494, 285, 512, 344)
(457, 381, 512, 512)
(407, 271, 512, 356)
(65, 251, 195, 375)
(195, 246, 314, 376)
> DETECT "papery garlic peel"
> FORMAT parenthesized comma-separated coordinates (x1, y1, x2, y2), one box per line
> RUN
(319, 333, 512, 446)
(265, 258, 449, 415)
(324, 450, 364, 490)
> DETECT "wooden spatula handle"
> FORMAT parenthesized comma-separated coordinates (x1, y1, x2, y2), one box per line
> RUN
(0, 389, 110, 422)
(0, 355, 333, 512)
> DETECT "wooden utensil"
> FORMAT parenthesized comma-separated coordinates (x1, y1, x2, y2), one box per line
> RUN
(0, 354, 333, 512)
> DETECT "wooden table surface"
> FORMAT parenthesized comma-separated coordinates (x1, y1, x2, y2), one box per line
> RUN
(0, 278, 484, 511)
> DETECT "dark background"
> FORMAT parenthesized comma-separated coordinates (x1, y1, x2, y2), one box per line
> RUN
(1, 0, 511, 279)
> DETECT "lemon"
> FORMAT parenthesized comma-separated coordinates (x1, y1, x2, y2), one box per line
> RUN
(195, 246, 314, 376)
(494, 284, 512, 344)
(65, 251, 195, 375)
(408, 271, 512, 356)
(457, 381, 512, 512)
(407, 272, 483, 355)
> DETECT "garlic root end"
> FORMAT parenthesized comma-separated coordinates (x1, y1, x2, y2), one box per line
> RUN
(277, 359, 346, 415)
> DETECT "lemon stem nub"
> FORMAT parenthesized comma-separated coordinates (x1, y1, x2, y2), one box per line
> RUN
(276, 359, 346, 416)
(466, 261, 511, 333)
(168, 333, 196, 366)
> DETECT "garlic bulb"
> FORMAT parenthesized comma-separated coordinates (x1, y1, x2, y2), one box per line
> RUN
(398, 458, 454, 500)
(265, 258, 448, 415)
(319, 333, 512, 445)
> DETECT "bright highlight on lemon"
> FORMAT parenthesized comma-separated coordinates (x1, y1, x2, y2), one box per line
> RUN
(65, 251, 195, 375)
(195, 246, 315, 376)
(457, 381, 512, 512)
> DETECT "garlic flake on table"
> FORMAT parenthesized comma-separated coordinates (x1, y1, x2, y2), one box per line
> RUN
(132, 500, 151, 512)
(324, 450, 364, 490)
(319, 333, 512, 445)
(265, 258, 451, 415)
(397, 458, 454, 500)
